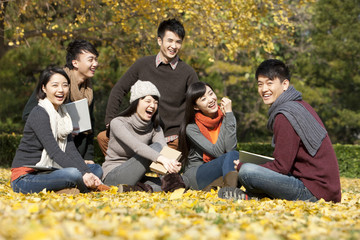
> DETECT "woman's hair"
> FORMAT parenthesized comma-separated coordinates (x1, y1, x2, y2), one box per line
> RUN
(178, 82, 214, 165)
(36, 66, 70, 100)
(118, 95, 161, 128)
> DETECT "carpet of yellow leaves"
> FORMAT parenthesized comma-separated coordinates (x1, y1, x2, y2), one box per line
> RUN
(0, 168, 359, 240)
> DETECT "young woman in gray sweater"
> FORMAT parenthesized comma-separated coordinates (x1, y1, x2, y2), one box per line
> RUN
(11, 67, 103, 194)
(178, 82, 239, 191)
(102, 80, 182, 190)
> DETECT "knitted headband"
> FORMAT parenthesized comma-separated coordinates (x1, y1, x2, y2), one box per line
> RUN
(130, 80, 161, 103)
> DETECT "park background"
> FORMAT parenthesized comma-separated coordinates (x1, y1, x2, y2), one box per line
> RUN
(1, 0, 359, 146)
(1, 1, 360, 239)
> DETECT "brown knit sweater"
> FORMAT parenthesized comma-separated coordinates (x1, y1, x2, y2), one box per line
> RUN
(105, 55, 199, 137)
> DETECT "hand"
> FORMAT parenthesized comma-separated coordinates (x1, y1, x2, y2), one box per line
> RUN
(82, 173, 102, 189)
(84, 160, 95, 164)
(157, 155, 182, 173)
(234, 159, 240, 171)
(220, 97, 232, 115)
(72, 127, 80, 137)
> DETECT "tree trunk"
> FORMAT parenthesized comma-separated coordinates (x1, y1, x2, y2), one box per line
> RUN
(0, 1, 8, 59)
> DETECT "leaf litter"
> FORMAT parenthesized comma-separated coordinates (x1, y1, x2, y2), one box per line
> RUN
(0, 168, 359, 240)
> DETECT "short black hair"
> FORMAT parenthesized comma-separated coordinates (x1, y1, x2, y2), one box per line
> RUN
(157, 18, 185, 40)
(65, 40, 99, 70)
(36, 66, 70, 100)
(255, 59, 291, 83)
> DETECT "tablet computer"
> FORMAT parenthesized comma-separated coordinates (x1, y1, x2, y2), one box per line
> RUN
(239, 150, 274, 165)
(23, 165, 60, 171)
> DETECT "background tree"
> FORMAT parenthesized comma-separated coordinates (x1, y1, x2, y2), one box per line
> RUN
(2, 0, 358, 145)
(291, 0, 360, 143)
(0, 0, 297, 132)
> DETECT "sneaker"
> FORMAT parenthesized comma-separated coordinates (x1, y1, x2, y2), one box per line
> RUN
(55, 188, 80, 195)
(218, 187, 258, 200)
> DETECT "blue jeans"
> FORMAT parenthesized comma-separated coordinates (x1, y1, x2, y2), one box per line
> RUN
(11, 164, 103, 194)
(196, 150, 239, 190)
(238, 163, 318, 202)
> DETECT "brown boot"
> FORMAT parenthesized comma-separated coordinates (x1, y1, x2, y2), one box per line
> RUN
(202, 176, 224, 192)
(161, 173, 186, 192)
(55, 188, 80, 195)
(94, 184, 111, 192)
(223, 171, 239, 187)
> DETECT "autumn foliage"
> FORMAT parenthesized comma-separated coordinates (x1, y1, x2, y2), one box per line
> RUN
(1, 0, 359, 144)
(1, 0, 301, 60)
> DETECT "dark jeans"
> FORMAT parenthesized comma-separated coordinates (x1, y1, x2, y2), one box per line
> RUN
(11, 164, 102, 194)
(238, 163, 318, 201)
(196, 150, 239, 190)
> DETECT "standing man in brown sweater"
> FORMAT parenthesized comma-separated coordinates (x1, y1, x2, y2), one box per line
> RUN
(97, 19, 199, 154)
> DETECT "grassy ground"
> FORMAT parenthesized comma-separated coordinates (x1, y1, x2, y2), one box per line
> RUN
(0, 168, 359, 240)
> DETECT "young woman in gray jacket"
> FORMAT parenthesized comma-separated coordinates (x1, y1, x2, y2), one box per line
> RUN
(178, 82, 239, 191)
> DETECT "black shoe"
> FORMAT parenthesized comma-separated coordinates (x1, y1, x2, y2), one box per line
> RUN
(118, 182, 153, 193)
(218, 187, 259, 200)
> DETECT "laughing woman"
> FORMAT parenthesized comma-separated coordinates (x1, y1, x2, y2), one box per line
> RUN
(11, 67, 103, 194)
(178, 82, 239, 191)
(102, 80, 182, 191)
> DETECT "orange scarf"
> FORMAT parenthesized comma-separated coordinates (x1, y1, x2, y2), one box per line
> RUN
(194, 107, 223, 162)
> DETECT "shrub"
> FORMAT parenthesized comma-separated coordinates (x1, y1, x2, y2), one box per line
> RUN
(0, 133, 22, 167)
(0, 133, 105, 167)
(238, 142, 274, 156)
(333, 144, 360, 178)
(1, 134, 359, 178)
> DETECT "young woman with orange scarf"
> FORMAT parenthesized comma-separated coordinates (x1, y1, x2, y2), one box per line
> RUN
(178, 82, 239, 191)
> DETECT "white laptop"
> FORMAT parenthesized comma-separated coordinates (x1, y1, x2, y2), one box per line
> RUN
(239, 150, 274, 165)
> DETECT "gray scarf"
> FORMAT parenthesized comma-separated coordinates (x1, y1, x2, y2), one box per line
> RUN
(267, 86, 327, 157)
(130, 113, 153, 132)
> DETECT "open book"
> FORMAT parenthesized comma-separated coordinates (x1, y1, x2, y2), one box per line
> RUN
(64, 98, 91, 133)
(150, 146, 182, 175)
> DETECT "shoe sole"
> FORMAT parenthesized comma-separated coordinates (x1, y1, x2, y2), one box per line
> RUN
(218, 187, 258, 200)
